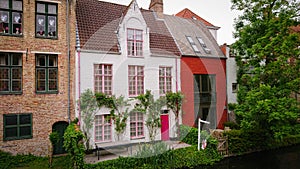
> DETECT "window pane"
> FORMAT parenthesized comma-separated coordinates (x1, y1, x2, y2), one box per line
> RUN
(0, 11, 9, 23)
(36, 55, 46, 66)
(187, 36, 194, 43)
(48, 55, 57, 67)
(37, 3, 45, 13)
(20, 126, 31, 137)
(36, 15, 45, 36)
(37, 69, 46, 91)
(0, 53, 8, 65)
(127, 29, 134, 40)
(12, 0, 22, 11)
(5, 115, 17, 125)
(5, 127, 17, 138)
(0, 68, 9, 79)
(48, 4, 57, 14)
(12, 54, 22, 66)
(48, 16, 56, 37)
(0, 0, 9, 9)
(136, 30, 142, 40)
(201, 75, 208, 92)
(20, 114, 31, 125)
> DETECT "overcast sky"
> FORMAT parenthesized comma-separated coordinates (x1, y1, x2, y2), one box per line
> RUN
(100, 0, 241, 45)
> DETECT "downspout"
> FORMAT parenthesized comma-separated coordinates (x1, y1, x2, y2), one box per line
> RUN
(66, 0, 71, 123)
(77, 49, 81, 125)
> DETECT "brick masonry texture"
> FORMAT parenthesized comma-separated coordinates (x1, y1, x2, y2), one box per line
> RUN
(0, 0, 76, 156)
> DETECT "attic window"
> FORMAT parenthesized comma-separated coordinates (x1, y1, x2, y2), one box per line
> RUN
(186, 36, 200, 53)
(192, 16, 197, 20)
(197, 37, 211, 54)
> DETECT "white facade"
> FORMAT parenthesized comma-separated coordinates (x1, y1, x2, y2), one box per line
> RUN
(225, 45, 237, 104)
(76, 1, 180, 147)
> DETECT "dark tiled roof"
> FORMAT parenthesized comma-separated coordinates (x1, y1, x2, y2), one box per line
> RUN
(76, 0, 180, 56)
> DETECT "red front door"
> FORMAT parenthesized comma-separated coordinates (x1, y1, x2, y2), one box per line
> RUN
(161, 114, 169, 141)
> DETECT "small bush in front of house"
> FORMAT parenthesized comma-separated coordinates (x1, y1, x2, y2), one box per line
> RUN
(63, 121, 85, 169)
(179, 125, 198, 145)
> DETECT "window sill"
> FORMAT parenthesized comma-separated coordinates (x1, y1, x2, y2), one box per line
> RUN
(0, 33, 23, 37)
(0, 91, 22, 95)
(36, 91, 59, 94)
(35, 36, 58, 40)
(130, 136, 145, 140)
(4, 136, 33, 141)
(127, 56, 144, 58)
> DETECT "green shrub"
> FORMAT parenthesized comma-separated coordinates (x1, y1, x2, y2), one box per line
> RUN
(63, 123, 85, 169)
(179, 125, 198, 145)
(223, 121, 240, 130)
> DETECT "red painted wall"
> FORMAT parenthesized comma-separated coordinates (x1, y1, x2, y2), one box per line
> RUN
(181, 56, 227, 129)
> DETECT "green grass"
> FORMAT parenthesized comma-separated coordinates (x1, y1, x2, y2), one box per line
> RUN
(0, 151, 71, 169)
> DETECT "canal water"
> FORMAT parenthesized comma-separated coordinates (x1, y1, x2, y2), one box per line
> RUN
(200, 145, 300, 169)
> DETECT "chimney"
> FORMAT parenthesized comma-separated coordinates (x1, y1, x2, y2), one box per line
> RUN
(149, 0, 164, 18)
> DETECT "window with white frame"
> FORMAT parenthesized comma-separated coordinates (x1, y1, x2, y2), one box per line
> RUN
(0, 0, 23, 35)
(130, 112, 144, 139)
(186, 36, 200, 53)
(128, 65, 144, 96)
(127, 28, 143, 57)
(159, 67, 172, 95)
(94, 115, 111, 142)
(197, 37, 211, 54)
(94, 64, 112, 95)
(0, 52, 22, 94)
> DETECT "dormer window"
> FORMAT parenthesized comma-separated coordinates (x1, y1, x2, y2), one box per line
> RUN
(186, 36, 200, 53)
(197, 37, 211, 54)
(127, 28, 143, 57)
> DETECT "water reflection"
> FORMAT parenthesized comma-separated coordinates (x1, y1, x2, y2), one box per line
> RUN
(200, 145, 300, 169)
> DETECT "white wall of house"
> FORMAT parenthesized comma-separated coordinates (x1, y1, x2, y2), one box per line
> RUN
(75, 1, 181, 148)
(225, 46, 237, 104)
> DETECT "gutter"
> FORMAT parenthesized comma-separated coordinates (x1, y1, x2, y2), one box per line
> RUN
(66, 0, 71, 123)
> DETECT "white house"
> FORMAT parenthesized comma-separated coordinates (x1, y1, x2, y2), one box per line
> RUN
(75, 0, 181, 147)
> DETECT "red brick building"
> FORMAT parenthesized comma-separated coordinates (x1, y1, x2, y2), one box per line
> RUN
(0, 0, 76, 156)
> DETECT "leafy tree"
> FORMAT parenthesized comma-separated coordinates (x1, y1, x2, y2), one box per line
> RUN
(166, 92, 184, 139)
(134, 90, 165, 141)
(95, 93, 130, 141)
(231, 0, 300, 139)
(79, 89, 98, 151)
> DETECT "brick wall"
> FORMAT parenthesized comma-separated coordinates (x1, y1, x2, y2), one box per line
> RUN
(0, 0, 76, 156)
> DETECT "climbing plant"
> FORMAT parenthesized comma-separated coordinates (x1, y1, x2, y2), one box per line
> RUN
(79, 89, 98, 151)
(166, 92, 184, 139)
(134, 90, 165, 141)
(95, 93, 130, 141)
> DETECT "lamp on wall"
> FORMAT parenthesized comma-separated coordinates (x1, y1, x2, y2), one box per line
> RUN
(26, 48, 28, 61)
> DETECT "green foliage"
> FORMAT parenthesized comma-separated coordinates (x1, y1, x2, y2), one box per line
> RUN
(0, 151, 72, 169)
(49, 131, 60, 146)
(166, 92, 184, 139)
(63, 123, 85, 169)
(179, 125, 198, 145)
(224, 129, 300, 155)
(236, 85, 299, 140)
(80, 89, 99, 150)
(134, 90, 165, 141)
(87, 145, 222, 169)
(231, 0, 300, 139)
(223, 121, 240, 130)
(135, 142, 169, 158)
(227, 103, 237, 111)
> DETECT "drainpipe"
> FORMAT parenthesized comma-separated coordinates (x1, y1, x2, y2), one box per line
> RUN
(77, 49, 81, 125)
(66, 0, 71, 123)
(175, 56, 178, 92)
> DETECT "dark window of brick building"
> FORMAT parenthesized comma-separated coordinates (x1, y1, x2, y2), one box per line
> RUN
(0, 52, 22, 94)
(36, 54, 58, 93)
(35, 2, 57, 38)
(4, 114, 32, 140)
(0, 0, 23, 36)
